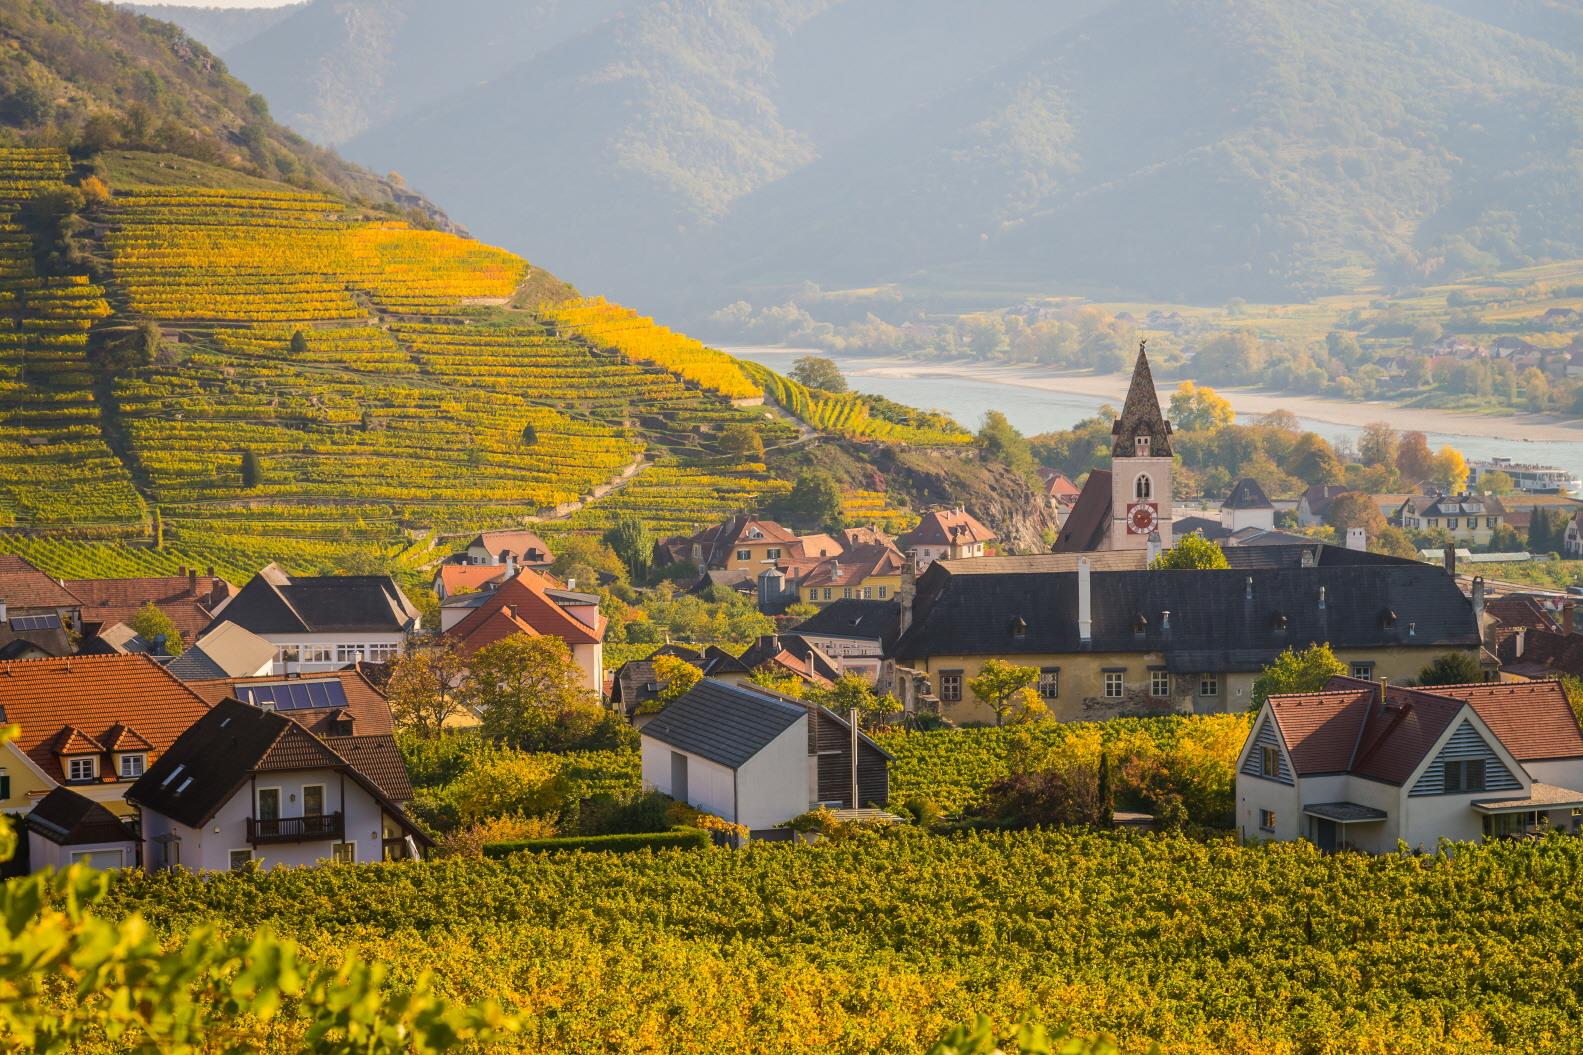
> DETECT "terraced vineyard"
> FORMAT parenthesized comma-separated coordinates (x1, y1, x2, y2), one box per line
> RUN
(0, 148, 144, 531)
(0, 148, 899, 574)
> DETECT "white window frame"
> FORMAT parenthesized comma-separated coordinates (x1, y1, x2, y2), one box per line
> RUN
(332, 841, 356, 864)
(255, 786, 283, 820)
(335, 644, 364, 664)
(302, 784, 326, 817)
(877, 586, 888, 599)
(939, 671, 963, 704)
(1038, 668, 1060, 700)
(275, 645, 300, 666)
(300, 644, 333, 664)
(1150, 670, 1169, 697)
(228, 848, 254, 871)
(118, 753, 146, 779)
(1351, 662, 1374, 680)
(1261, 745, 1280, 778)
(67, 756, 97, 782)
(736, 549, 752, 562)
(1198, 674, 1219, 698)
(1104, 672, 1124, 699)
(766, 548, 781, 560)
(1258, 809, 1276, 832)
(1135, 474, 1152, 500)
(364, 642, 399, 663)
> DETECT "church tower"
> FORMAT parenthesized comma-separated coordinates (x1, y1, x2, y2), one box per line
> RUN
(1108, 340, 1174, 550)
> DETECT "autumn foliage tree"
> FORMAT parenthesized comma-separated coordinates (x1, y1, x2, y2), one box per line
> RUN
(968, 659, 1049, 727)
(468, 635, 601, 749)
(386, 637, 470, 738)
(1150, 533, 1230, 570)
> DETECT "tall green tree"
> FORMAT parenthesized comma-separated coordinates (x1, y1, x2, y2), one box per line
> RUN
(469, 635, 599, 748)
(1250, 644, 1347, 710)
(1417, 652, 1483, 687)
(790, 355, 847, 393)
(603, 512, 654, 583)
(776, 470, 843, 529)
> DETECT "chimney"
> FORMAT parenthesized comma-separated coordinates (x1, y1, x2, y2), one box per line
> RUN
(1345, 527, 1366, 552)
(1078, 557, 1093, 645)
(1160, 609, 1171, 632)
(1471, 576, 1486, 632)
(505, 553, 518, 579)
(1146, 531, 1162, 564)
(898, 559, 916, 636)
(188, 566, 198, 595)
(1377, 676, 1389, 711)
(1443, 544, 1456, 577)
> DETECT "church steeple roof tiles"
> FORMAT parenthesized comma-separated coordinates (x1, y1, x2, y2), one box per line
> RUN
(1112, 340, 1173, 458)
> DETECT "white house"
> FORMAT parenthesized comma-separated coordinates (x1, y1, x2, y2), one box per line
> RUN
(787, 598, 901, 683)
(127, 698, 430, 871)
(206, 564, 421, 675)
(639, 679, 890, 839)
(1236, 677, 1583, 852)
(24, 786, 140, 870)
(897, 509, 997, 572)
(441, 568, 605, 693)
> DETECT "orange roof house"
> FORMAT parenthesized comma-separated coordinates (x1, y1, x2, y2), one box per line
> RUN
(0, 654, 211, 814)
(441, 569, 607, 692)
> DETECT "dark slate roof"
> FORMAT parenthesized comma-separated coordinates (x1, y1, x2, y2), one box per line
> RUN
(1111, 342, 1173, 457)
(737, 634, 841, 682)
(1224, 478, 1273, 509)
(640, 679, 807, 769)
(792, 599, 901, 645)
(1051, 470, 1112, 552)
(893, 562, 1479, 665)
(207, 564, 419, 636)
(1173, 516, 1232, 541)
(25, 786, 137, 846)
(126, 698, 427, 843)
(164, 647, 230, 681)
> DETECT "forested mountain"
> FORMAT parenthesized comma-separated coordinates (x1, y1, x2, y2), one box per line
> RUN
(126, 2, 303, 53)
(0, 0, 434, 216)
(159, 0, 1583, 314)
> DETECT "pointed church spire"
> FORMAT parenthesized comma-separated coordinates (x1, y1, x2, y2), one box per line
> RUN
(1112, 339, 1173, 457)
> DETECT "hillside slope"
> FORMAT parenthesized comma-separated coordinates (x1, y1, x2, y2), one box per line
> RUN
(126, 2, 304, 53)
(0, 0, 438, 220)
(181, 0, 1583, 310)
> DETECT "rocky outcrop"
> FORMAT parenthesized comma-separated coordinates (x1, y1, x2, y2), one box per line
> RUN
(870, 447, 1059, 554)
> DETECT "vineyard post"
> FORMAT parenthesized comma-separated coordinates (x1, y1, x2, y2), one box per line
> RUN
(850, 705, 859, 809)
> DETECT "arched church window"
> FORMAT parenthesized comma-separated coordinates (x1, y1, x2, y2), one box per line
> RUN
(1135, 474, 1152, 500)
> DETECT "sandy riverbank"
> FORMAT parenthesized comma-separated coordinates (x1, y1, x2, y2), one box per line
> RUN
(846, 357, 1583, 442)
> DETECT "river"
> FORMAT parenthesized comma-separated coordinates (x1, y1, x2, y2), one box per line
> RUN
(726, 346, 1583, 486)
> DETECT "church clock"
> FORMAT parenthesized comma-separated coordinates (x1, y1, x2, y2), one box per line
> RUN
(1126, 502, 1158, 535)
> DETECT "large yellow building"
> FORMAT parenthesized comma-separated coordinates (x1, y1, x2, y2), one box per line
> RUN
(886, 552, 1488, 725)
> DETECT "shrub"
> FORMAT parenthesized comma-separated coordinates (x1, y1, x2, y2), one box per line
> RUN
(482, 827, 710, 857)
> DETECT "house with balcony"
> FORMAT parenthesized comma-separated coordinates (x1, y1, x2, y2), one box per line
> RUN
(127, 697, 430, 872)
(1236, 677, 1583, 851)
(205, 564, 421, 674)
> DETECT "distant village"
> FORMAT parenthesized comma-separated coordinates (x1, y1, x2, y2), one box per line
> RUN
(6, 345, 1583, 872)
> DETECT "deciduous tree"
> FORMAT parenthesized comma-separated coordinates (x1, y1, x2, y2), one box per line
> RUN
(1396, 431, 1433, 483)
(386, 638, 470, 738)
(790, 355, 847, 393)
(1149, 533, 1230, 570)
(968, 660, 1048, 726)
(1251, 643, 1347, 710)
(1431, 445, 1470, 494)
(1168, 381, 1235, 432)
(469, 635, 599, 748)
(127, 602, 184, 655)
(1417, 652, 1482, 687)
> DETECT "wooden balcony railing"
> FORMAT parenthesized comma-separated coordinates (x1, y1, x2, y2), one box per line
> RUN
(246, 812, 344, 844)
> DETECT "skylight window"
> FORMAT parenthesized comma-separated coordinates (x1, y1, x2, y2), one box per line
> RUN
(160, 763, 186, 788)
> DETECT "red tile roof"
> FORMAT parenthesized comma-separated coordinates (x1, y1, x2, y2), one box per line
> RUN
(444, 568, 604, 655)
(471, 530, 554, 564)
(1269, 681, 1465, 784)
(67, 574, 235, 639)
(0, 654, 210, 783)
(0, 555, 83, 610)
(797, 545, 905, 590)
(898, 509, 997, 549)
(1266, 688, 1372, 775)
(435, 565, 509, 594)
(1416, 680, 1583, 762)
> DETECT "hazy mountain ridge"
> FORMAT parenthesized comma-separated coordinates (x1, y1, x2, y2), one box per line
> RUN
(163, 0, 1583, 311)
(125, 2, 303, 52)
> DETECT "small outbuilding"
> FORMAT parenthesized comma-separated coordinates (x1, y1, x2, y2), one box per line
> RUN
(639, 679, 890, 839)
(25, 786, 139, 870)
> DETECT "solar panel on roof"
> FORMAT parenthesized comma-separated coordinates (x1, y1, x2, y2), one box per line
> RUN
(238, 680, 349, 712)
(9, 613, 61, 632)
